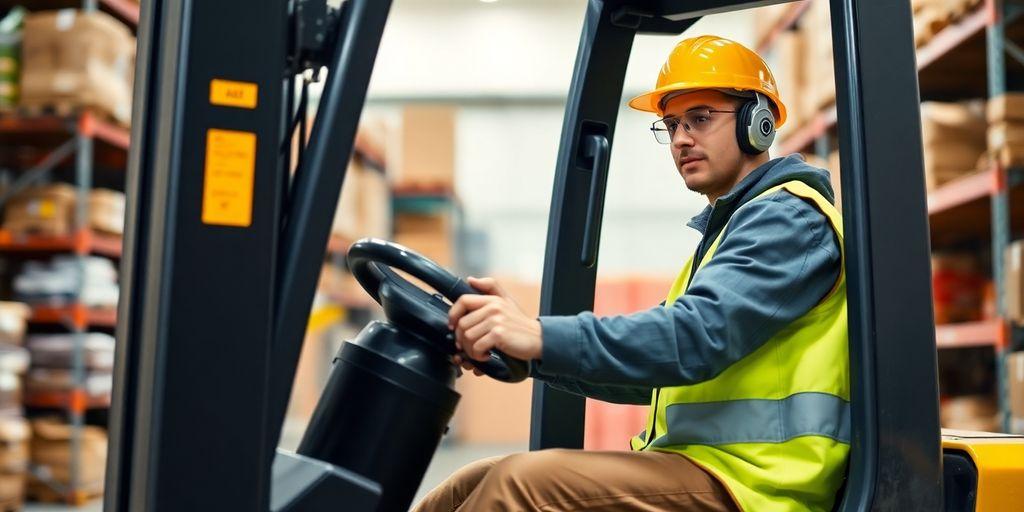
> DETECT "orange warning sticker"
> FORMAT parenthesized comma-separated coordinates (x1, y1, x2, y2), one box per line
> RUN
(203, 129, 256, 227)
(209, 79, 258, 109)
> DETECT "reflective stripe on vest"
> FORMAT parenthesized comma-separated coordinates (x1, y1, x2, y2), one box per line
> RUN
(630, 180, 850, 512)
(648, 392, 851, 447)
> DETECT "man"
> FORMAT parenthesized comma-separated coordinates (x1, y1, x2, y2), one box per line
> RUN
(414, 35, 849, 512)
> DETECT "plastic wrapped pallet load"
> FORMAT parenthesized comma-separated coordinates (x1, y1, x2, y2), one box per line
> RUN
(14, 256, 119, 308)
(25, 333, 114, 370)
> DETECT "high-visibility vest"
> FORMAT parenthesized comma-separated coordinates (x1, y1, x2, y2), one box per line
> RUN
(630, 180, 850, 512)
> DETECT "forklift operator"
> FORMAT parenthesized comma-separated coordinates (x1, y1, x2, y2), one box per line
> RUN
(415, 36, 849, 512)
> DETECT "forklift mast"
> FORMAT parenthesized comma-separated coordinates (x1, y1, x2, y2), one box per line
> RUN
(105, 0, 942, 510)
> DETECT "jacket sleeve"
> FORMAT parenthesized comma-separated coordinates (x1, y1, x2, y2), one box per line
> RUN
(529, 365, 654, 405)
(531, 191, 841, 387)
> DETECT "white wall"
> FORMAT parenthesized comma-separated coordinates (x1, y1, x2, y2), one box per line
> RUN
(363, 0, 757, 280)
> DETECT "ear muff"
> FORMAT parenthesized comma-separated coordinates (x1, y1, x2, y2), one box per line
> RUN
(735, 93, 776, 154)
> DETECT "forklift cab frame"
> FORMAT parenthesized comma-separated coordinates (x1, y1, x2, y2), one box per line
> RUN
(104, 0, 969, 510)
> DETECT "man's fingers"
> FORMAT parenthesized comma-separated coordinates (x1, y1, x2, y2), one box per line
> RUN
(468, 276, 509, 299)
(448, 294, 497, 328)
(455, 304, 498, 336)
(462, 317, 498, 344)
(469, 332, 499, 361)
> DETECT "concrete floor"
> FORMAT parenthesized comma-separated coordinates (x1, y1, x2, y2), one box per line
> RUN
(21, 441, 526, 511)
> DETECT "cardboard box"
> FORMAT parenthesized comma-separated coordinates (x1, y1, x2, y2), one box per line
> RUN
(392, 105, 456, 191)
(394, 212, 452, 237)
(88, 188, 125, 235)
(987, 93, 1024, 123)
(3, 184, 77, 236)
(987, 122, 1024, 168)
(0, 302, 29, 346)
(940, 394, 999, 432)
(20, 9, 135, 125)
(920, 101, 988, 190)
(0, 472, 23, 505)
(1009, 351, 1024, 434)
(0, 416, 29, 474)
(28, 419, 106, 489)
(1005, 241, 1024, 325)
(393, 232, 453, 269)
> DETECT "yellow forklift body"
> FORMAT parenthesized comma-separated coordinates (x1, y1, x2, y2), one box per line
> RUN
(941, 429, 1024, 511)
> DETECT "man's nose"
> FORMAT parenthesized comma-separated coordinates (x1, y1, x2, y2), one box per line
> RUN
(672, 126, 694, 148)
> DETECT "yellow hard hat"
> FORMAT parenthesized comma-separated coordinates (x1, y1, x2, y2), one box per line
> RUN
(628, 35, 788, 128)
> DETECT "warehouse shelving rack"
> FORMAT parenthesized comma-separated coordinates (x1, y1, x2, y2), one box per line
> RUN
(0, 0, 135, 504)
(762, 0, 1024, 431)
(0, 109, 127, 505)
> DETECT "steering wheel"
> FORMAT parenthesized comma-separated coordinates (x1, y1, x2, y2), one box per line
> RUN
(346, 238, 530, 383)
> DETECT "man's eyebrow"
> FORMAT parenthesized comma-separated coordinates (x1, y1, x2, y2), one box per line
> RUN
(664, 104, 714, 118)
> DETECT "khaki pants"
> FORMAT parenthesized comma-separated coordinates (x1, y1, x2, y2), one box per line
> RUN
(412, 448, 741, 512)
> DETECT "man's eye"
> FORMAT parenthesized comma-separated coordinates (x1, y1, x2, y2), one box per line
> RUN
(694, 115, 710, 124)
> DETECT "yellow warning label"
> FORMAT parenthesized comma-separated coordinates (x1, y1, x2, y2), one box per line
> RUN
(209, 79, 258, 109)
(202, 129, 256, 227)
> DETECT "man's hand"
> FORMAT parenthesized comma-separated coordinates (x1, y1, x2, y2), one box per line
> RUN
(449, 277, 542, 373)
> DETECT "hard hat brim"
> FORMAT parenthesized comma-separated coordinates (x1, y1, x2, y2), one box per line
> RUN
(628, 82, 788, 129)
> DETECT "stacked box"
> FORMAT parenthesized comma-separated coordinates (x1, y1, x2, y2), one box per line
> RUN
(920, 100, 988, 190)
(390, 105, 456, 192)
(987, 93, 1024, 169)
(3, 185, 126, 237)
(27, 419, 106, 502)
(0, 304, 31, 509)
(20, 10, 135, 125)
(0, 417, 29, 509)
